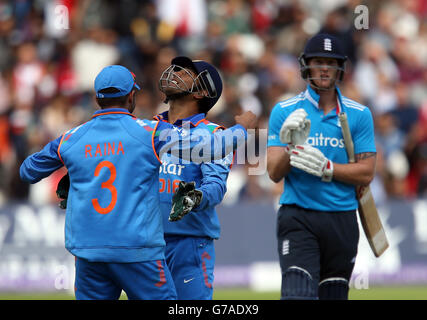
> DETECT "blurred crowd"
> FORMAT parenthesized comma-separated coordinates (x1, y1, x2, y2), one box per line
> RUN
(0, 0, 426, 207)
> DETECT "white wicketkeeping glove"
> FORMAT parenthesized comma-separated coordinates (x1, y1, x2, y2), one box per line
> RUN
(279, 109, 311, 146)
(289, 144, 334, 182)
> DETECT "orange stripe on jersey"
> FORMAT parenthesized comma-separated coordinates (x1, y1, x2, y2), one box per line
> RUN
(64, 132, 74, 141)
(201, 252, 213, 289)
(91, 111, 136, 119)
(57, 133, 66, 165)
(154, 260, 167, 288)
(229, 151, 236, 170)
(212, 125, 226, 133)
(152, 120, 162, 164)
(192, 118, 207, 127)
(153, 114, 168, 123)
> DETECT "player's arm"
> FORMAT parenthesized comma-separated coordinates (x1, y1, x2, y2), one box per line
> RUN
(290, 108, 376, 186)
(20, 135, 64, 183)
(289, 145, 376, 185)
(331, 152, 376, 186)
(168, 162, 229, 221)
(333, 107, 377, 186)
(267, 147, 291, 183)
(267, 105, 304, 183)
(156, 111, 256, 162)
(169, 134, 232, 222)
(194, 158, 230, 211)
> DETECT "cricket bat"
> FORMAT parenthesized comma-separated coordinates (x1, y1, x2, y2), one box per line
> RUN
(338, 112, 389, 258)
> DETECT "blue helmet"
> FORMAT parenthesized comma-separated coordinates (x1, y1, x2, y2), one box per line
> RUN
(159, 56, 223, 112)
(298, 33, 347, 82)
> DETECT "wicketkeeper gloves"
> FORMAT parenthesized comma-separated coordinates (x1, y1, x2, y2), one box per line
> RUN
(56, 173, 70, 209)
(289, 144, 334, 182)
(280, 108, 311, 145)
(169, 181, 203, 222)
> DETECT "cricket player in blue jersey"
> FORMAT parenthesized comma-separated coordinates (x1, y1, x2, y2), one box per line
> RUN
(267, 34, 377, 300)
(155, 56, 233, 299)
(19, 65, 256, 300)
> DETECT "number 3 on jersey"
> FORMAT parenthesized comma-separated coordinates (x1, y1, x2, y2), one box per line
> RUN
(92, 160, 117, 214)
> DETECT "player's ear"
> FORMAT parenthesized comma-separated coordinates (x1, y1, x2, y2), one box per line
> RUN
(193, 89, 207, 100)
(128, 90, 136, 102)
(127, 90, 136, 113)
(193, 92, 204, 100)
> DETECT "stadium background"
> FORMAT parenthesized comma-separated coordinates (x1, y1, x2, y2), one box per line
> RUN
(0, 0, 426, 299)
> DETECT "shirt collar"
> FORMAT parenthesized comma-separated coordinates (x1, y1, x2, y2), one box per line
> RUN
(154, 111, 206, 127)
(92, 107, 135, 118)
(305, 84, 344, 115)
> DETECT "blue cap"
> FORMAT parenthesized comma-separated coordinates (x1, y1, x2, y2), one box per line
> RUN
(94, 65, 140, 98)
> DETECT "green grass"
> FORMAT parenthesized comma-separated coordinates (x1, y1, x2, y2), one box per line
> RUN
(214, 288, 281, 300)
(214, 286, 427, 300)
(0, 286, 426, 300)
(348, 286, 427, 300)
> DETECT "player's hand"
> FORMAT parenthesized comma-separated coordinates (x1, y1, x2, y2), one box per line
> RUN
(169, 181, 203, 222)
(280, 108, 311, 145)
(56, 173, 70, 209)
(289, 144, 333, 182)
(234, 111, 257, 130)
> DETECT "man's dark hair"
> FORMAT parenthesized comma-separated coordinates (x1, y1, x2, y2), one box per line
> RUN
(96, 87, 130, 108)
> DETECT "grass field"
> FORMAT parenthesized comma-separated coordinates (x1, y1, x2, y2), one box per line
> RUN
(0, 286, 426, 300)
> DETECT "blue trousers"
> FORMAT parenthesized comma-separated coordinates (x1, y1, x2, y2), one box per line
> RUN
(277, 205, 359, 299)
(74, 257, 177, 300)
(165, 236, 215, 300)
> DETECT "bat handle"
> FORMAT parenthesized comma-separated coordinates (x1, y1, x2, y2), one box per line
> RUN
(338, 112, 356, 163)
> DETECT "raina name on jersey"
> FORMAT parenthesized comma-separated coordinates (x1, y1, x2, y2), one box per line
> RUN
(84, 141, 125, 158)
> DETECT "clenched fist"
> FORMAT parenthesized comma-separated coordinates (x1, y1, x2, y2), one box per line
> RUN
(235, 111, 257, 130)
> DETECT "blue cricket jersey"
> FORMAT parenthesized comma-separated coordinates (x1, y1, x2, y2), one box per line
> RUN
(155, 112, 232, 240)
(268, 85, 376, 212)
(20, 108, 246, 263)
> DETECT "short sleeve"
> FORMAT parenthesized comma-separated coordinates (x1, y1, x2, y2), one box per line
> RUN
(353, 107, 377, 154)
(267, 103, 287, 147)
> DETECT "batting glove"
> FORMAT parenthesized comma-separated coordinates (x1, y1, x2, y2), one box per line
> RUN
(56, 173, 70, 209)
(169, 181, 203, 222)
(289, 145, 334, 182)
(279, 108, 311, 145)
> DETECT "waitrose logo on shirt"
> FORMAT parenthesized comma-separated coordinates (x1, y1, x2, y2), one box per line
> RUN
(306, 133, 345, 148)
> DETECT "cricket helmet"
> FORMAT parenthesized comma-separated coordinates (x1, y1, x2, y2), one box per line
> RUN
(298, 33, 347, 83)
(159, 56, 223, 112)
